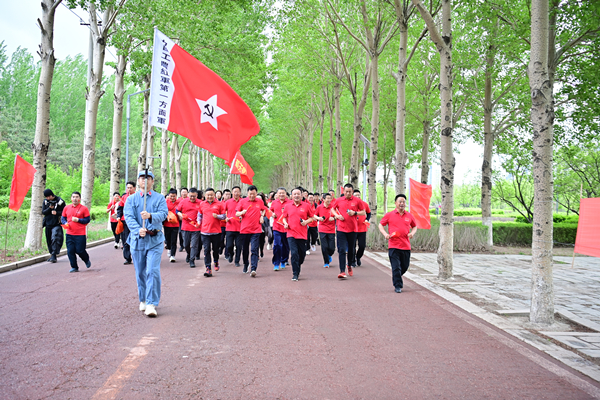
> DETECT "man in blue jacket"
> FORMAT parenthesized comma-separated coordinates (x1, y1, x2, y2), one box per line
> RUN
(124, 171, 168, 317)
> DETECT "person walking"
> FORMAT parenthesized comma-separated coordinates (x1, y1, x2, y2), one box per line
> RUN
(220, 189, 231, 256)
(61, 192, 91, 273)
(269, 187, 290, 271)
(177, 188, 202, 268)
(224, 186, 244, 267)
(282, 188, 314, 281)
(378, 194, 417, 293)
(313, 192, 336, 268)
(235, 185, 268, 277)
(198, 188, 226, 277)
(330, 183, 366, 279)
(177, 187, 188, 252)
(106, 192, 121, 249)
(124, 171, 168, 317)
(42, 189, 65, 263)
(164, 188, 180, 262)
(307, 193, 319, 252)
(117, 181, 137, 265)
(353, 189, 371, 267)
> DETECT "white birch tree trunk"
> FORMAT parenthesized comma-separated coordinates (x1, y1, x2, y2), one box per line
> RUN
(137, 83, 150, 172)
(334, 82, 343, 190)
(169, 133, 176, 190)
(529, 0, 554, 325)
(393, 18, 409, 195)
(318, 109, 325, 194)
(110, 54, 126, 199)
(420, 120, 431, 184)
(187, 146, 193, 189)
(481, 46, 495, 248)
(24, 0, 62, 250)
(367, 52, 380, 226)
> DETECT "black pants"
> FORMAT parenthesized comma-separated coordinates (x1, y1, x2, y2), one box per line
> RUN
(178, 220, 184, 249)
(182, 230, 201, 264)
(121, 221, 131, 262)
(45, 224, 63, 256)
(220, 227, 226, 255)
(66, 234, 89, 269)
(336, 231, 356, 273)
(389, 248, 411, 289)
(226, 231, 243, 263)
(164, 226, 179, 257)
(355, 232, 366, 266)
(319, 232, 335, 265)
(259, 231, 266, 257)
(308, 227, 318, 246)
(287, 237, 306, 278)
(201, 234, 221, 268)
(110, 221, 120, 244)
(241, 233, 260, 270)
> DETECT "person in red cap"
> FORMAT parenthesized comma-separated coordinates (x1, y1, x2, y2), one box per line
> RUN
(378, 194, 417, 293)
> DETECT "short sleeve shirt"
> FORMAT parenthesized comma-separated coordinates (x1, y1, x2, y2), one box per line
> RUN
(282, 202, 314, 240)
(314, 203, 336, 234)
(177, 198, 202, 232)
(270, 199, 291, 233)
(331, 196, 365, 233)
(236, 198, 267, 234)
(164, 198, 181, 228)
(380, 210, 417, 250)
(62, 204, 90, 236)
(356, 199, 371, 233)
(199, 200, 225, 234)
(225, 198, 242, 232)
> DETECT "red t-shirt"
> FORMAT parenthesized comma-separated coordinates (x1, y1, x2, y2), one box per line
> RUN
(225, 198, 242, 232)
(331, 196, 365, 233)
(236, 198, 267, 234)
(177, 198, 202, 232)
(219, 200, 227, 228)
(164, 197, 181, 228)
(107, 200, 119, 223)
(270, 199, 291, 233)
(282, 201, 314, 240)
(356, 199, 371, 233)
(119, 193, 132, 221)
(308, 203, 318, 227)
(314, 203, 336, 234)
(380, 210, 417, 250)
(199, 200, 225, 234)
(62, 204, 90, 236)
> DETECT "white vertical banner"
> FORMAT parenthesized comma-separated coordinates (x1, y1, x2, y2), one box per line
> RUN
(149, 28, 176, 129)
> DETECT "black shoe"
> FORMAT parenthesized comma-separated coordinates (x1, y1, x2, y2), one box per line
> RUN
(235, 262, 240, 267)
(243, 265, 248, 273)
(85, 260, 91, 269)
(178, 247, 184, 252)
(228, 256, 233, 263)
(357, 258, 361, 266)
(48, 255, 57, 263)
(69, 267, 79, 273)
(185, 256, 190, 263)
(190, 261, 196, 268)
(124, 260, 132, 265)
(395, 287, 402, 293)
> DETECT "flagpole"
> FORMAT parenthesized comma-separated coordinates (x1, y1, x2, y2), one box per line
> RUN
(224, 153, 238, 189)
(142, 123, 152, 230)
(3, 208, 9, 261)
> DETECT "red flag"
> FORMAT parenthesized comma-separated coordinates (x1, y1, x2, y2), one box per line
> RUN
(149, 29, 259, 164)
(226, 151, 254, 185)
(574, 198, 600, 258)
(409, 178, 432, 229)
(8, 155, 36, 212)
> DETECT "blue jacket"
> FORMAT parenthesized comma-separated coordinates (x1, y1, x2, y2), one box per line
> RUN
(124, 190, 168, 251)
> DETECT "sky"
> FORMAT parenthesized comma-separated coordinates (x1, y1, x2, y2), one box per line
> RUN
(1, 0, 483, 186)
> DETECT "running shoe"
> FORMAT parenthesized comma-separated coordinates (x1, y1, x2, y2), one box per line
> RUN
(267, 244, 272, 250)
(311, 245, 316, 252)
(337, 272, 347, 279)
(347, 265, 353, 277)
(243, 265, 248, 273)
(306, 250, 310, 255)
(204, 268, 212, 277)
(357, 258, 362, 266)
(323, 264, 329, 268)
(214, 262, 219, 272)
(280, 263, 286, 269)
(251, 270, 257, 277)
(169, 256, 176, 263)
(329, 256, 332, 264)
(274, 264, 279, 271)
(292, 276, 298, 281)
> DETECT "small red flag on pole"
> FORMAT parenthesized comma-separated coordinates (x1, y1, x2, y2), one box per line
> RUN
(8, 155, 36, 212)
(226, 151, 255, 185)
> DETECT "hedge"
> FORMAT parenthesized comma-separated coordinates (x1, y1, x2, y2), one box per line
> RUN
(492, 222, 578, 246)
(428, 209, 506, 217)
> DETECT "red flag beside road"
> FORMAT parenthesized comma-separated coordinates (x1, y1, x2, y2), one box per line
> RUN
(574, 198, 600, 258)
(149, 28, 260, 164)
(8, 155, 36, 212)
(226, 151, 254, 185)
(409, 178, 432, 229)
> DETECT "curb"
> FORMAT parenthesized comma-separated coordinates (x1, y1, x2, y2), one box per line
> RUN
(0, 237, 114, 274)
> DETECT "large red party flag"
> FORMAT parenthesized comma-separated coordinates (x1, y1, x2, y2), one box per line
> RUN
(8, 155, 36, 212)
(574, 198, 600, 258)
(409, 178, 432, 229)
(226, 151, 254, 185)
(149, 28, 260, 164)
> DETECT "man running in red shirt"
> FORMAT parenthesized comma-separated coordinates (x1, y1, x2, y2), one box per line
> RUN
(379, 194, 417, 293)
(270, 187, 291, 271)
(177, 188, 202, 268)
(331, 183, 366, 279)
(177, 187, 188, 252)
(61, 191, 91, 273)
(198, 188, 226, 277)
(235, 185, 267, 277)
(313, 192, 336, 268)
(282, 187, 314, 281)
(353, 189, 371, 267)
(225, 186, 243, 267)
(164, 188, 180, 262)
(307, 193, 319, 253)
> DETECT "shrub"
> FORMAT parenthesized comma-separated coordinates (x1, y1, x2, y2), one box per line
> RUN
(492, 222, 578, 246)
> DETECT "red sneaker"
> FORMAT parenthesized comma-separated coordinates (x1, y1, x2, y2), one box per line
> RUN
(347, 265, 353, 277)
(204, 268, 212, 277)
(214, 262, 219, 272)
(337, 272, 347, 279)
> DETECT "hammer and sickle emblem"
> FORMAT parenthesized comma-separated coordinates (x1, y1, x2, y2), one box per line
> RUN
(203, 104, 214, 118)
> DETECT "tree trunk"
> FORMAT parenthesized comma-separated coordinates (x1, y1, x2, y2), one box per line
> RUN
(176, 139, 187, 194)
(328, 103, 334, 192)
(367, 52, 380, 226)
(393, 19, 409, 196)
(307, 115, 315, 192)
(169, 133, 176, 190)
(210, 154, 214, 188)
(529, 0, 554, 325)
(318, 109, 325, 194)
(81, 4, 111, 209)
(334, 82, 343, 190)
(24, 0, 61, 250)
(193, 147, 198, 189)
(420, 119, 430, 184)
(160, 128, 169, 194)
(109, 53, 126, 199)
(187, 145, 193, 189)
(481, 38, 496, 248)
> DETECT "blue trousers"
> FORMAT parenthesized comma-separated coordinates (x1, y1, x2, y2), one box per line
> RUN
(272, 230, 289, 266)
(132, 243, 162, 306)
(241, 233, 261, 270)
(287, 237, 306, 277)
(336, 231, 356, 273)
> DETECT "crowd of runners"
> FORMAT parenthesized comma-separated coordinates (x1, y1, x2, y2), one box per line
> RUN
(44, 173, 417, 317)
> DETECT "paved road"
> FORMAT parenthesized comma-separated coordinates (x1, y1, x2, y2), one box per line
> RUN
(1, 243, 599, 399)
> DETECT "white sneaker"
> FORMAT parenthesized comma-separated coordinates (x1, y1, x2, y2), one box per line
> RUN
(169, 256, 176, 263)
(251, 270, 257, 277)
(267, 244, 272, 250)
(145, 304, 157, 317)
(114, 243, 119, 249)
(139, 302, 146, 311)
(306, 250, 310, 255)
(311, 245, 316, 252)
